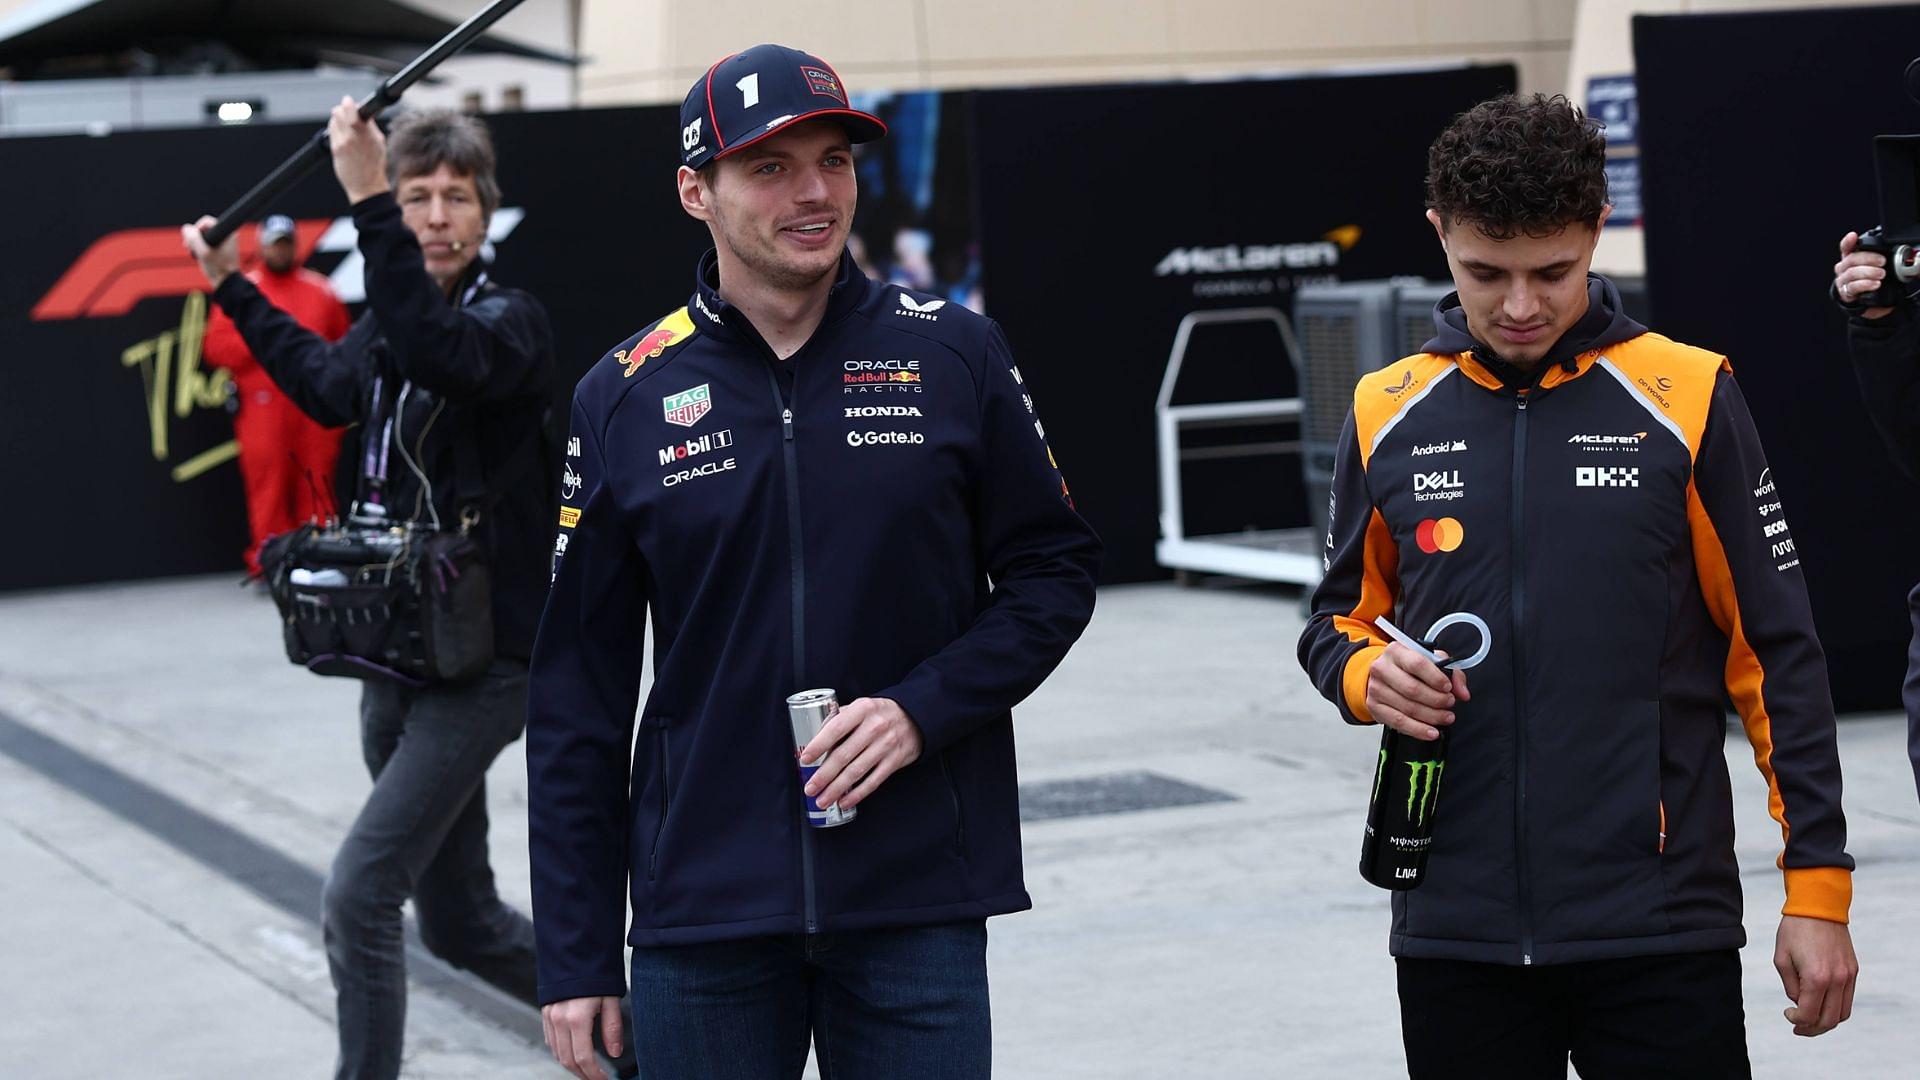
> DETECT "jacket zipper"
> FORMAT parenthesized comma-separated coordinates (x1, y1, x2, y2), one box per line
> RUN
(763, 363, 819, 934)
(1510, 392, 1534, 965)
(648, 724, 669, 881)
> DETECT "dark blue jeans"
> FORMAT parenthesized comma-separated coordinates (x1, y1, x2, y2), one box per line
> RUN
(628, 920, 991, 1079)
(322, 661, 538, 1080)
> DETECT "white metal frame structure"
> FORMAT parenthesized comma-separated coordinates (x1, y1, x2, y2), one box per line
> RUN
(1154, 306, 1321, 585)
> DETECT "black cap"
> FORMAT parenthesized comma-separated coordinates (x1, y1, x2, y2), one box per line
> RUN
(679, 44, 886, 170)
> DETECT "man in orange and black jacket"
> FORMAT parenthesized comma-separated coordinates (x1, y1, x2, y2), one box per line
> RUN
(1299, 94, 1858, 1078)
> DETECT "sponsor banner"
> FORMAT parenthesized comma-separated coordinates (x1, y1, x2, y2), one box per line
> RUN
(974, 65, 1516, 582)
(1, 104, 708, 590)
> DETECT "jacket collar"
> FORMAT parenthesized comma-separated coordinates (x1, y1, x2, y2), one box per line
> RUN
(1424, 273, 1647, 393)
(686, 247, 871, 346)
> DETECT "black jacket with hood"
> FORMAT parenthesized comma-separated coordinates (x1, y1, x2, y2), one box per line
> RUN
(1300, 275, 1853, 965)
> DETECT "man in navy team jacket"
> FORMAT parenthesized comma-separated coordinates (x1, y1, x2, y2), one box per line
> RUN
(526, 44, 1101, 1080)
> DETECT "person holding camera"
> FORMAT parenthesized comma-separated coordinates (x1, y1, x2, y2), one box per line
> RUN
(182, 101, 559, 1080)
(1834, 229, 1920, 803)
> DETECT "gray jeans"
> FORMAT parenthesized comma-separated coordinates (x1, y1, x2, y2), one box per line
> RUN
(322, 660, 537, 1080)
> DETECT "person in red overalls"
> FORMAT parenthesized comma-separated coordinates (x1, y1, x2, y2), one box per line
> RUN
(203, 214, 352, 573)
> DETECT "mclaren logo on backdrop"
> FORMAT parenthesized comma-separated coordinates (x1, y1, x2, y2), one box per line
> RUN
(1152, 225, 1361, 277)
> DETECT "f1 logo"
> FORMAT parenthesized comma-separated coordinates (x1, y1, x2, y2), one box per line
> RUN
(681, 118, 703, 151)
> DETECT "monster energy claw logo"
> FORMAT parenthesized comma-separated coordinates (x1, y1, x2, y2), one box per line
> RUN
(1405, 760, 1445, 826)
(1373, 747, 1388, 804)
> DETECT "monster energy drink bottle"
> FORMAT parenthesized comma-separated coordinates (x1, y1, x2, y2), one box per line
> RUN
(787, 689, 857, 828)
(1360, 726, 1449, 890)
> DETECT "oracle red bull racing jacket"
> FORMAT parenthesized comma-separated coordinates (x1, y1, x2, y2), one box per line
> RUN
(525, 249, 1100, 1004)
(1299, 277, 1853, 966)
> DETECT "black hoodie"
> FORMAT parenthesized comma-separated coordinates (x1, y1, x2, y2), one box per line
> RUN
(1422, 274, 1648, 387)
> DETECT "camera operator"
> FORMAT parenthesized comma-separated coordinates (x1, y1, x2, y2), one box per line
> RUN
(1834, 229, 1920, 804)
(182, 99, 558, 1080)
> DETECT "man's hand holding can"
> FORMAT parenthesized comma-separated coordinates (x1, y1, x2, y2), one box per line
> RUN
(801, 697, 924, 813)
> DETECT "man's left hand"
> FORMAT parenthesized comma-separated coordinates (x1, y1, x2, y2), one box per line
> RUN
(1774, 914, 1859, 1037)
(801, 697, 923, 812)
(328, 96, 391, 204)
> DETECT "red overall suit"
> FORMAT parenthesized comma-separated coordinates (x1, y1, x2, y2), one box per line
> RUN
(203, 265, 352, 573)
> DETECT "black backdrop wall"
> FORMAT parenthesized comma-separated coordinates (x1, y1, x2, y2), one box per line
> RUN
(1, 105, 706, 591)
(5, 65, 1514, 594)
(972, 64, 1517, 582)
(1635, 6, 1920, 710)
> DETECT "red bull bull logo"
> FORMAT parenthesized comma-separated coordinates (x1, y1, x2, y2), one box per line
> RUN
(621, 308, 697, 378)
(622, 328, 677, 377)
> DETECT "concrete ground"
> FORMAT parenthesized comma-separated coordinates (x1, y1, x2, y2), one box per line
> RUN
(1, 574, 1916, 1078)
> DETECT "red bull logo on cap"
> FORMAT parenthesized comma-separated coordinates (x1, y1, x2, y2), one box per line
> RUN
(802, 65, 846, 103)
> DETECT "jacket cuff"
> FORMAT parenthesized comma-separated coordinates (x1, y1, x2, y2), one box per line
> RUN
(350, 189, 400, 222)
(211, 271, 259, 312)
(537, 973, 629, 1006)
(875, 684, 959, 754)
(1781, 866, 1852, 924)
(1341, 644, 1385, 725)
(1842, 290, 1917, 335)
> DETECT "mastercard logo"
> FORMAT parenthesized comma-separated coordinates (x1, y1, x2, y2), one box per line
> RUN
(1416, 517, 1463, 554)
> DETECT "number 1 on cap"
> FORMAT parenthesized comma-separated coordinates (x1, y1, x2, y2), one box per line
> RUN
(737, 73, 760, 108)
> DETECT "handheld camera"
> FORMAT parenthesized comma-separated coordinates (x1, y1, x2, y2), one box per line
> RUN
(1856, 60, 1920, 307)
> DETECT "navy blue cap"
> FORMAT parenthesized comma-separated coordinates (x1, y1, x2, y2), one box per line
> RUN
(260, 214, 296, 242)
(679, 44, 886, 170)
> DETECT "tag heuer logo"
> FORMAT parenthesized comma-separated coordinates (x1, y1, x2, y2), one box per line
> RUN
(895, 294, 946, 320)
(663, 384, 713, 428)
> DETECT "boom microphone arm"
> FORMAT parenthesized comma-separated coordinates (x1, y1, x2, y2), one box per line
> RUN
(199, 0, 530, 246)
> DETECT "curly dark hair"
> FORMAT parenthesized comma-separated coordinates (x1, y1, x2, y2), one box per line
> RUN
(1426, 93, 1608, 240)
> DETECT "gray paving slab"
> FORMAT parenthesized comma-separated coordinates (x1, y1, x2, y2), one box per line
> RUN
(1, 574, 1917, 1078)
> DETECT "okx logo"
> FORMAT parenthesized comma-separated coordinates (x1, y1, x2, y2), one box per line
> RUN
(1405, 759, 1445, 826)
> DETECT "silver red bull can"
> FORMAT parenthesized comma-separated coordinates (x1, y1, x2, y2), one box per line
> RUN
(786, 688, 857, 828)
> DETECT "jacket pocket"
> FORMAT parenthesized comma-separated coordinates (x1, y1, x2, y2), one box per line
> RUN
(647, 720, 673, 882)
(938, 751, 966, 854)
